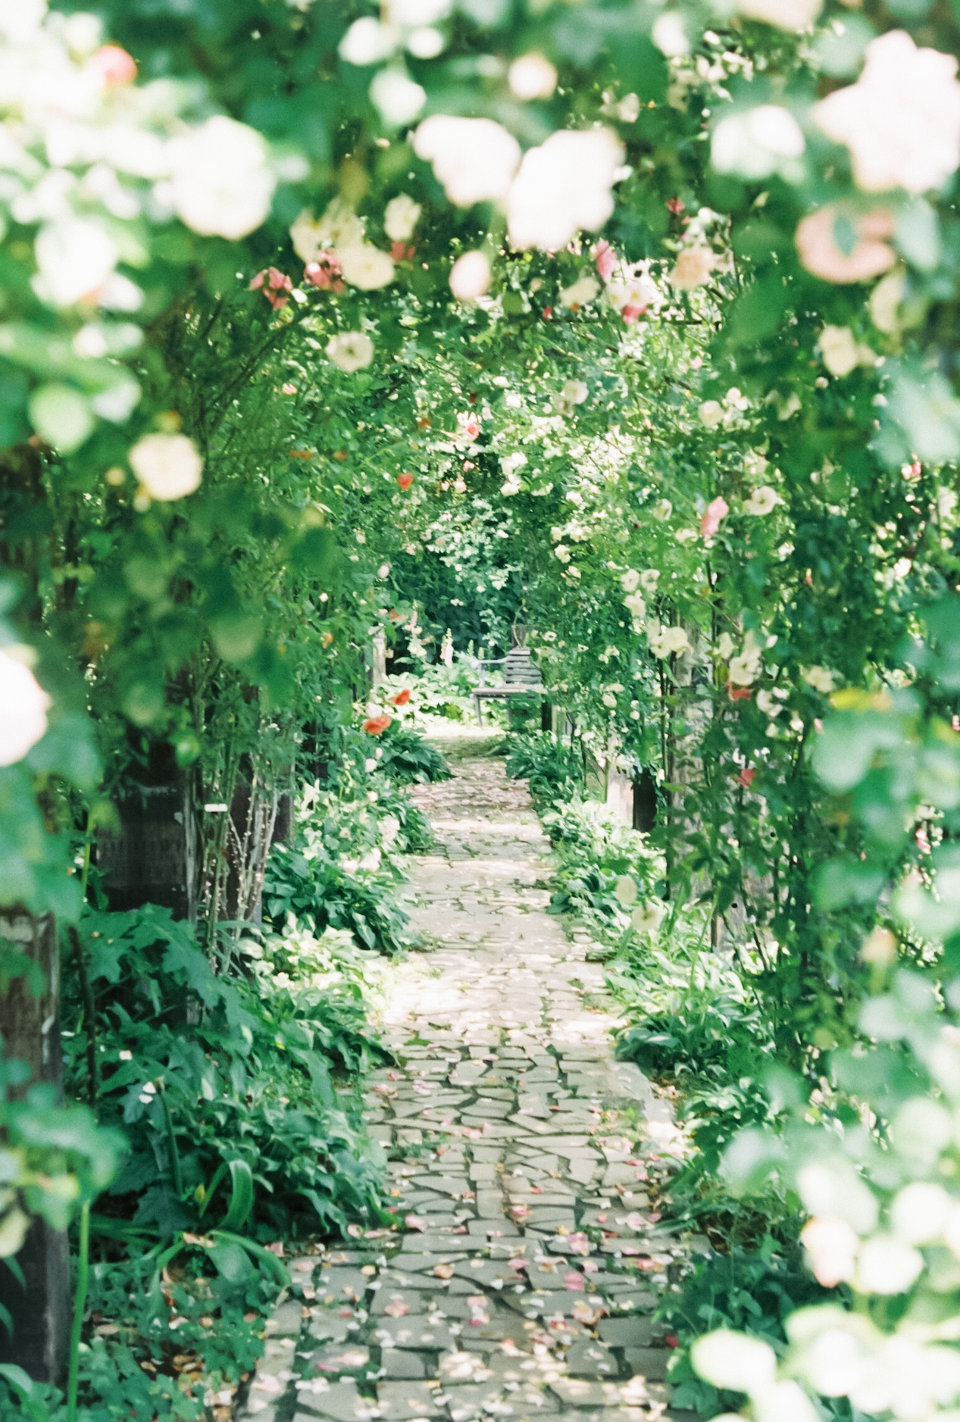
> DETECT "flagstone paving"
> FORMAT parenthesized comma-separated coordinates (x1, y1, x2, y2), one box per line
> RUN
(239, 738, 692, 1422)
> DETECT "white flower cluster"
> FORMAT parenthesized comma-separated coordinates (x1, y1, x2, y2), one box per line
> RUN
(413, 116, 625, 252)
(1, 6, 287, 450)
(604, 260, 663, 317)
(815, 31, 960, 195)
(291, 195, 405, 292)
(648, 620, 691, 658)
(0, 648, 51, 767)
(499, 450, 527, 495)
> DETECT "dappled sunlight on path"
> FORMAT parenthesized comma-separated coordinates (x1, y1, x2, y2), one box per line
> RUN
(240, 738, 693, 1422)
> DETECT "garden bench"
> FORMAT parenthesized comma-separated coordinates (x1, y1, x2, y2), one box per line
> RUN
(472, 647, 549, 728)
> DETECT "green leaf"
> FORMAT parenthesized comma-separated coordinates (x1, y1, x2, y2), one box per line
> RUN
(28, 384, 94, 453)
(725, 276, 789, 347)
(813, 857, 885, 911)
(885, 365, 960, 464)
(896, 199, 941, 272)
(207, 1237, 252, 1284)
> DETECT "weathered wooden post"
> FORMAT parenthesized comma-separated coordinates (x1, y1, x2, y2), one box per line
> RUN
(0, 911, 70, 1381)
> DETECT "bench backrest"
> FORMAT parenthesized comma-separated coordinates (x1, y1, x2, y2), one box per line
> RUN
(503, 648, 542, 686)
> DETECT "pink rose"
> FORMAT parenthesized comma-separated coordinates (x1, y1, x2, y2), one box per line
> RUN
(595, 240, 617, 281)
(700, 496, 729, 538)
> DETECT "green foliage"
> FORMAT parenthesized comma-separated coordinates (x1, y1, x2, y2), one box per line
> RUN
(505, 732, 585, 806)
(6, 0, 960, 1413)
(65, 906, 387, 1242)
(374, 722, 452, 786)
(264, 839, 410, 955)
(658, 1237, 832, 1418)
(538, 792, 663, 931)
(0, 1047, 121, 1262)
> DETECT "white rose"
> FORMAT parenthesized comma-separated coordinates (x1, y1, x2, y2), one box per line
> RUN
(34, 218, 118, 307)
(802, 665, 836, 693)
(129, 432, 203, 501)
(500, 452, 527, 476)
(560, 275, 600, 308)
(716, 633, 735, 660)
(743, 485, 783, 516)
(698, 400, 724, 427)
(756, 688, 782, 717)
(168, 116, 275, 240)
(737, 0, 822, 29)
(649, 624, 690, 658)
(316, 198, 366, 251)
(639, 569, 660, 592)
(869, 270, 906, 333)
(621, 569, 641, 592)
(370, 69, 426, 126)
(0, 649, 51, 767)
(819, 324, 860, 377)
(413, 115, 520, 206)
(290, 210, 328, 264)
(651, 498, 673, 521)
(815, 31, 960, 194)
(623, 592, 646, 620)
(339, 16, 395, 66)
(339, 244, 395, 290)
(384, 193, 422, 242)
(561, 378, 589, 407)
(507, 128, 624, 252)
(508, 53, 557, 100)
(326, 331, 375, 373)
(449, 250, 491, 301)
(712, 105, 805, 180)
(631, 899, 666, 934)
(729, 631, 763, 686)
(554, 544, 571, 564)
(604, 262, 662, 314)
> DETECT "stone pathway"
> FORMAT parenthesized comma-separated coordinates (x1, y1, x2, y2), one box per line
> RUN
(241, 741, 690, 1422)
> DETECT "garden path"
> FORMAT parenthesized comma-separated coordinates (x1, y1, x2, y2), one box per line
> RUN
(241, 737, 693, 1422)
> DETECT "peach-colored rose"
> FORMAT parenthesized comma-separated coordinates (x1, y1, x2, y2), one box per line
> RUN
(795, 203, 895, 283)
(670, 247, 716, 290)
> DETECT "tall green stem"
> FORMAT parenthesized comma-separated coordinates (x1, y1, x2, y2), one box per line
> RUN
(66, 1202, 90, 1422)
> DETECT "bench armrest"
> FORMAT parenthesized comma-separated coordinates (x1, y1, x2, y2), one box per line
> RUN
(473, 656, 508, 688)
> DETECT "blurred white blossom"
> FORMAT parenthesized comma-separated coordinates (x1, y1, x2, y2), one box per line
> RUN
(507, 128, 623, 250)
(326, 331, 375, 373)
(340, 244, 395, 290)
(508, 53, 557, 100)
(744, 485, 782, 515)
(34, 217, 118, 306)
(737, 0, 822, 30)
(560, 275, 600, 307)
(815, 31, 960, 194)
(819, 324, 860, 377)
(0, 649, 51, 767)
(129, 432, 203, 501)
(414, 115, 520, 206)
(384, 194, 422, 242)
(169, 116, 275, 240)
(449, 250, 491, 301)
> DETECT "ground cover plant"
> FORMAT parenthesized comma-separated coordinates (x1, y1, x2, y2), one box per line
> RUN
(6, 1, 960, 1419)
